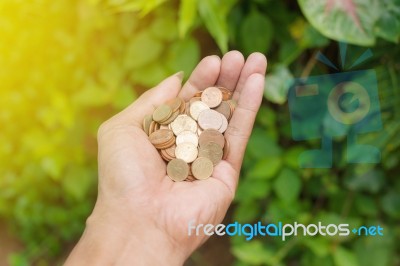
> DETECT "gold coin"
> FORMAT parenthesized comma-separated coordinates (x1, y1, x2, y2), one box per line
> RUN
(160, 149, 173, 161)
(201, 86, 223, 108)
(170, 114, 197, 135)
(199, 129, 225, 148)
(198, 141, 223, 165)
(185, 175, 197, 182)
(167, 159, 189, 182)
(191, 157, 213, 180)
(218, 113, 228, 133)
(175, 142, 198, 163)
(149, 129, 174, 148)
(160, 109, 180, 125)
(164, 144, 176, 159)
(166, 97, 182, 112)
(198, 109, 223, 130)
(148, 121, 160, 135)
(153, 104, 172, 123)
(176, 131, 199, 146)
(218, 86, 232, 101)
(190, 97, 201, 105)
(214, 101, 231, 120)
(189, 101, 210, 121)
(179, 98, 186, 114)
(223, 138, 229, 160)
(194, 91, 203, 97)
(142, 114, 153, 135)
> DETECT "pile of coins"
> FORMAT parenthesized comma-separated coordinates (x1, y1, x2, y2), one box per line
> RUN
(143, 86, 236, 181)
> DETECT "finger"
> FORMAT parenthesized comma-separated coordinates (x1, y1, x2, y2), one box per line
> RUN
(110, 72, 183, 126)
(216, 50, 245, 91)
(224, 73, 265, 172)
(178, 55, 221, 100)
(233, 52, 267, 100)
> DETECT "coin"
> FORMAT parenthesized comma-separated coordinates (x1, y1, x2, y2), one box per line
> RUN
(164, 144, 176, 159)
(176, 131, 198, 146)
(214, 101, 231, 120)
(190, 97, 201, 105)
(201, 87, 223, 108)
(153, 104, 172, 123)
(144, 84, 235, 182)
(175, 142, 198, 163)
(149, 129, 175, 149)
(167, 159, 189, 181)
(143, 114, 153, 135)
(218, 114, 228, 133)
(160, 109, 180, 125)
(198, 109, 223, 130)
(148, 121, 160, 135)
(166, 97, 182, 112)
(218, 86, 232, 101)
(189, 101, 210, 121)
(185, 175, 197, 182)
(198, 129, 225, 148)
(223, 138, 229, 160)
(170, 115, 197, 135)
(192, 157, 214, 180)
(198, 141, 223, 165)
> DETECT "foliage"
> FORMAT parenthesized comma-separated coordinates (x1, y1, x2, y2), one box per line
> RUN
(0, 0, 198, 264)
(1, 0, 399, 265)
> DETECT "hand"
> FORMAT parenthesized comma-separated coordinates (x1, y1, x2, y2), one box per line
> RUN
(66, 51, 267, 265)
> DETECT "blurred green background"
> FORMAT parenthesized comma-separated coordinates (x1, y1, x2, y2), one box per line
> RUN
(0, 0, 399, 265)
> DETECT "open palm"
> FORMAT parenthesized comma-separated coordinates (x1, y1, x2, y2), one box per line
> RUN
(68, 51, 267, 265)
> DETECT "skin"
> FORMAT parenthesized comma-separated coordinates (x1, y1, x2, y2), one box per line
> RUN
(65, 51, 267, 266)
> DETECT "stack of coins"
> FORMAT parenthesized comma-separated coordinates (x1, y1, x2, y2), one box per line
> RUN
(143, 86, 236, 182)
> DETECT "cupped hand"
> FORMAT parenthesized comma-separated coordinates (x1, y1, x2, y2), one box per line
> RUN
(66, 51, 267, 266)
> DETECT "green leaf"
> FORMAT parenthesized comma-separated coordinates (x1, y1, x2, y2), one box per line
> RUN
(344, 169, 385, 193)
(381, 191, 400, 218)
(298, 0, 380, 46)
(374, 0, 400, 43)
(301, 24, 330, 48)
(131, 61, 169, 87)
(264, 64, 293, 104)
(178, 0, 197, 37)
(231, 241, 275, 265)
(333, 247, 358, 266)
(355, 232, 395, 266)
(198, 0, 231, 52)
(239, 10, 273, 55)
(235, 179, 271, 202)
(283, 146, 306, 169)
(354, 194, 378, 217)
(166, 37, 200, 73)
(110, 0, 167, 15)
(247, 156, 282, 180)
(246, 128, 282, 159)
(233, 200, 261, 223)
(303, 237, 330, 257)
(62, 167, 94, 201)
(273, 168, 302, 203)
(111, 85, 137, 110)
(150, 11, 178, 41)
(124, 31, 163, 69)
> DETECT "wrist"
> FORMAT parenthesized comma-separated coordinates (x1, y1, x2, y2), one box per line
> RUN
(66, 205, 187, 265)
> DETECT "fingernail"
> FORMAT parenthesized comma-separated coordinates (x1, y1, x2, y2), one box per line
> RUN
(174, 71, 184, 81)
